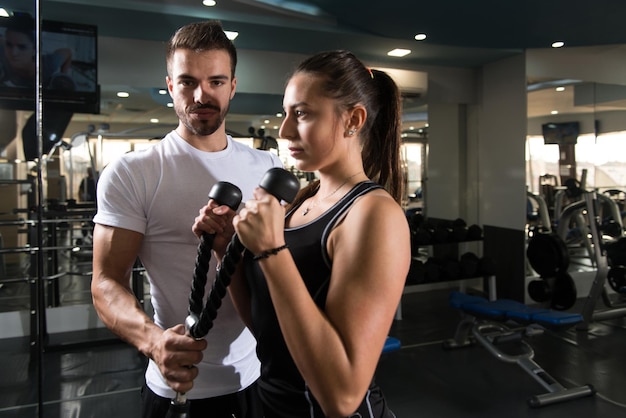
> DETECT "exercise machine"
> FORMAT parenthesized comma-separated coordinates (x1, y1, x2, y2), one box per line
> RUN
(575, 191, 626, 330)
(444, 291, 595, 407)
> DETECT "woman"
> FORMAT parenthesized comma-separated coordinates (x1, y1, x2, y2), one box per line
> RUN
(195, 50, 410, 417)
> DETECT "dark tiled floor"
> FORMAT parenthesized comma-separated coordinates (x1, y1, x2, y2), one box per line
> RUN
(2, 288, 626, 417)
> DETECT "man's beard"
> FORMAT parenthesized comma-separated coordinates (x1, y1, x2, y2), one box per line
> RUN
(177, 102, 230, 136)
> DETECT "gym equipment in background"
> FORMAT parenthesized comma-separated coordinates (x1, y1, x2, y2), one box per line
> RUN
(526, 191, 552, 233)
(526, 230, 577, 311)
(166, 168, 300, 418)
(444, 291, 595, 407)
(576, 191, 626, 330)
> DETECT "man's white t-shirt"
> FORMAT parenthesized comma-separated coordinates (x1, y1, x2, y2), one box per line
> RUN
(94, 131, 282, 399)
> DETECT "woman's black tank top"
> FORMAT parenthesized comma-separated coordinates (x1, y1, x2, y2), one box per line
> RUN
(244, 181, 396, 418)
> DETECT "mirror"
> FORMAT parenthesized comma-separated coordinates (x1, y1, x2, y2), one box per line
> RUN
(525, 46, 626, 286)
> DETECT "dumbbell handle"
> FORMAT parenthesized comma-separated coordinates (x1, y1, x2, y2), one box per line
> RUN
(186, 168, 300, 338)
(187, 181, 241, 339)
(171, 169, 299, 415)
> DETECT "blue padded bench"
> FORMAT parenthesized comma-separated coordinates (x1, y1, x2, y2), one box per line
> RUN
(382, 336, 401, 353)
(449, 291, 583, 328)
(445, 291, 594, 407)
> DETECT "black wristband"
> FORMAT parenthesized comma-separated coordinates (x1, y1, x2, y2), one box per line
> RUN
(252, 244, 289, 260)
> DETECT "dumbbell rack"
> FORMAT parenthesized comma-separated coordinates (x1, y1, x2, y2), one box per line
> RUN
(397, 218, 496, 320)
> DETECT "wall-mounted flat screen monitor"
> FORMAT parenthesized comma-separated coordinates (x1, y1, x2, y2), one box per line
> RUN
(0, 14, 99, 114)
(542, 121, 579, 145)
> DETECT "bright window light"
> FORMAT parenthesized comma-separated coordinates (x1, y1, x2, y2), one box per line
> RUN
(387, 48, 411, 57)
(0, 8, 10, 17)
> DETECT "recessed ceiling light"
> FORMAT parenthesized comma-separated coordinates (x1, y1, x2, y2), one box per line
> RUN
(414, 34, 427, 41)
(551, 41, 565, 48)
(150, 118, 159, 123)
(203, 0, 217, 6)
(167, 102, 173, 108)
(555, 86, 565, 92)
(551, 110, 559, 114)
(224, 31, 238, 40)
(117, 91, 129, 98)
(387, 48, 411, 57)
(275, 112, 283, 117)
(158, 89, 167, 95)
(264, 119, 270, 124)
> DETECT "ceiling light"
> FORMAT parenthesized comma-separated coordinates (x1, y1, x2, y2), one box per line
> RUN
(117, 91, 129, 98)
(224, 31, 238, 40)
(150, 118, 159, 123)
(264, 119, 270, 124)
(158, 89, 167, 95)
(551, 110, 559, 114)
(414, 34, 427, 41)
(555, 86, 565, 92)
(0, 8, 10, 17)
(387, 48, 411, 57)
(202, 0, 217, 6)
(167, 102, 173, 108)
(551, 41, 565, 48)
(275, 112, 283, 117)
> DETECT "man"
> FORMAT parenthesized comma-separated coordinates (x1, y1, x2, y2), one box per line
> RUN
(91, 20, 281, 418)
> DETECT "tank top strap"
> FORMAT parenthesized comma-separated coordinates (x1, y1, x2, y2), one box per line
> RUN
(320, 181, 382, 266)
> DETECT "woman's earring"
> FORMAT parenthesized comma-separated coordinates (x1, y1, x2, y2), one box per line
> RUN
(348, 129, 357, 136)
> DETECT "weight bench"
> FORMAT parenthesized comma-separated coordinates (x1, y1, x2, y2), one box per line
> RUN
(443, 291, 595, 407)
(383, 336, 401, 353)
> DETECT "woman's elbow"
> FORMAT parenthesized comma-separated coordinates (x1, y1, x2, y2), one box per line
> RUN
(319, 390, 366, 418)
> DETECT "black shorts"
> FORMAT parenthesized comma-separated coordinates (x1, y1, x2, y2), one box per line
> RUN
(141, 381, 263, 418)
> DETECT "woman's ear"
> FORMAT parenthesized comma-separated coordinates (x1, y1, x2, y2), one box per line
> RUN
(344, 105, 367, 137)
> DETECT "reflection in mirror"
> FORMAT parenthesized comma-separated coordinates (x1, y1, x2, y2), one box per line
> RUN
(526, 77, 626, 292)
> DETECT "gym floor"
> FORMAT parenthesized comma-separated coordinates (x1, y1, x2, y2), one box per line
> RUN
(1, 283, 626, 418)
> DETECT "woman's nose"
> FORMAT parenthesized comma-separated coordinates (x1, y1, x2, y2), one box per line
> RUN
(278, 117, 295, 139)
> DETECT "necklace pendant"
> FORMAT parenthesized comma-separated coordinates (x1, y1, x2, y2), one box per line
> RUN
(302, 207, 310, 216)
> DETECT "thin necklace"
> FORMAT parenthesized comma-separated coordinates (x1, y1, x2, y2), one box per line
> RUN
(302, 172, 363, 216)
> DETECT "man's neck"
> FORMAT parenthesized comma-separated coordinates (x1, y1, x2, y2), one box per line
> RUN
(176, 127, 228, 152)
